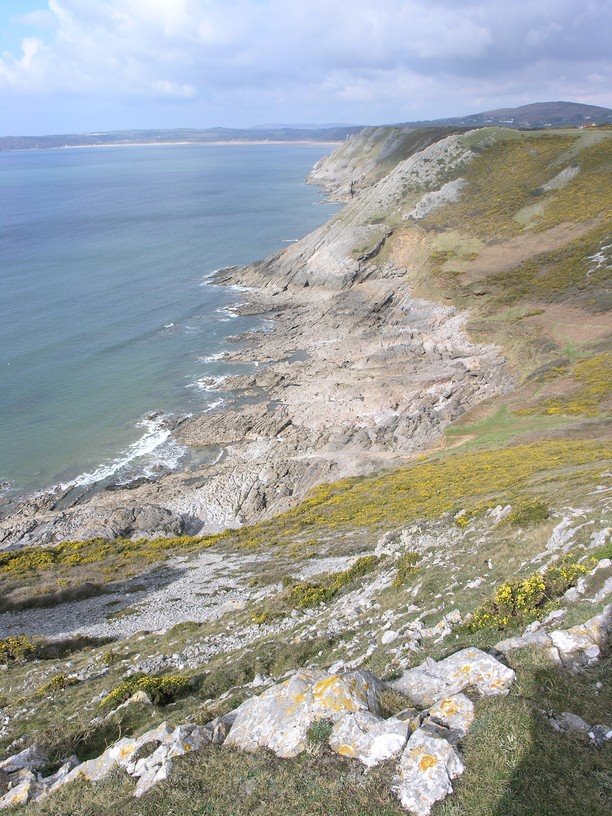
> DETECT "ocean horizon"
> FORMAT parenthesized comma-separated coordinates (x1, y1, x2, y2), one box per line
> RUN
(0, 142, 340, 497)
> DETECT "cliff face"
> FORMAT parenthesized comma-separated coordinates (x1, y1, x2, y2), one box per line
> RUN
(306, 125, 465, 201)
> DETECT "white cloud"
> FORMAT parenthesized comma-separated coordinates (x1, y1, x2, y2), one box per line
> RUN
(0, 0, 610, 130)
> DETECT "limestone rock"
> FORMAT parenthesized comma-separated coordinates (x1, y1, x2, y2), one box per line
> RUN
(0, 773, 43, 810)
(0, 745, 47, 774)
(392, 728, 465, 816)
(391, 649, 514, 707)
(62, 722, 174, 786)
(225, 668, 382, 758)
(589, 724, 612, 746)
(390, 658, 450, 708)
(427, 694, 474, 738)
(435, 648, 515, 696)
(45, 756, 80, 792)
(548, 711, 591, 734)
(134, 759, 173, 798)
(494, 630, 552, 656)
(329, 711, 409, 767)
(549, 607, 610, 669)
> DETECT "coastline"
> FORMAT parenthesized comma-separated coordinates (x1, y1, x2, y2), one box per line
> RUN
(1, 140, 344, 154)
(0, 131, 512, 548)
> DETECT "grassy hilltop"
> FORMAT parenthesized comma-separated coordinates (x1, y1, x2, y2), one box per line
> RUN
(0, 124, 610, 815)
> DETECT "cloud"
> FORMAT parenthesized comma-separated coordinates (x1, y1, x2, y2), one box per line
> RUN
(0, 0, 610, 131)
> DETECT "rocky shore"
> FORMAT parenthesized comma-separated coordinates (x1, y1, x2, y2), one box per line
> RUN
(0, 131, 512, 550)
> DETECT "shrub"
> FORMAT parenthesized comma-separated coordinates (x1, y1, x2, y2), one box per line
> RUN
(100, 673, 191, 709)
(506, 499, 549, 527)
(0, 634, 37, 663)
(285, 556, 379, 610)
(36, 673, 79, 696)
(467, 557, 589, 631)
(392, 552, 420, 588)
(251, 610, 286, 625)
(515, 352, 611, 418)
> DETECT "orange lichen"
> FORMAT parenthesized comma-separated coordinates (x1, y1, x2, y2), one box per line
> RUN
(419, 754, 438, 772)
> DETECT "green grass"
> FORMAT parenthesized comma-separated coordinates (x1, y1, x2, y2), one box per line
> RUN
(444, 406, 572, 450)
(7, 653, 611, 816)
(425, 132, 612, 239)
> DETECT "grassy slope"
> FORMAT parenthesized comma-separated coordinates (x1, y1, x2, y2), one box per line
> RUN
(1, 126, 611, 815)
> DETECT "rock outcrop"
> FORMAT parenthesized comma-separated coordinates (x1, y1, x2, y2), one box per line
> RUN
(224, 668, 382, 758)
(390, 647, 516, 707)
(0, 650, 517, 814)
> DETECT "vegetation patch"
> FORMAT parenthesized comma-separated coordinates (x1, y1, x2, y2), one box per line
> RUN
(36, 673, 80, 697)
(284, 556, 379, 610)
(392, 552, 420, 588)
(100, 673, 191, 709)
(306, 718, 334, 746)
(0, 634, 37, 664)
(516, 352, 611, 417)
(268, 439, 608, 537)
(425, 133, 611, 239)
(466, 557, 590, 631)
(506, 499, 549, 527)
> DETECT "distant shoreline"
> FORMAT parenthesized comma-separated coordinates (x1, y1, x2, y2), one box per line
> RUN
(1, 139, 344, 154)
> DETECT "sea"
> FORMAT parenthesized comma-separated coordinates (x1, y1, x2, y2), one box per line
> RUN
(0, 142, 340, 498)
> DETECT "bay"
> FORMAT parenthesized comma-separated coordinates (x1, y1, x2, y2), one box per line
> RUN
(0, 143, 339, 495)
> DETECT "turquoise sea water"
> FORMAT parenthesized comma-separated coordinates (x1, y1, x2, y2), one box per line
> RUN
(0, 143, 339, 495)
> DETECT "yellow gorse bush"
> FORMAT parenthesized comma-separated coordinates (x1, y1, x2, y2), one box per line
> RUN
(468, 557, 589, 631)
(0, 634, 37, 663)
(286, 555, 379, 610)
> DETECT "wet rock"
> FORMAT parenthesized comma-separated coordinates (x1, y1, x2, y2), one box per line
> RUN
(392, 728, 465, 816)
(225, 668, 382, 758)
(329, 711, 410, 767)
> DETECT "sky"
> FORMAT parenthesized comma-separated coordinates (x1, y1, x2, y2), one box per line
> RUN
(0, 0, 610, 136)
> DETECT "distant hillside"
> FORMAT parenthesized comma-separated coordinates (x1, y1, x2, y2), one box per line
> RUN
(2, 102, 610, 152)
(0, 126, 361, 152)
(400, 100, 612, 129)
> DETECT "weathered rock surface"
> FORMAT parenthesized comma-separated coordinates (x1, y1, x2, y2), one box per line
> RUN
(390, 648, 515, 707)
(427, 694, 474, 739)
(225, 668, 382, 758)
(329, 711, 410, 767)
(549, 606, 611, 670)
(0, 745, 47, 775)
(393, 728, 465, 816)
